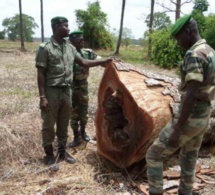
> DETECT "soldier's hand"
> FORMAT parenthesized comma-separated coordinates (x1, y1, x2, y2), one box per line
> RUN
(100, 58, 113, 67)
(40, 97, 49, 111)
(168, 125, 181, 148)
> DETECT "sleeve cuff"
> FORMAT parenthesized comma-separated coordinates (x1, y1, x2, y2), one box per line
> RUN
(35, 62, 47, 68)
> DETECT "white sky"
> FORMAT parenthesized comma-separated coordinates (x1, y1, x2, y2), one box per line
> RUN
(0, 0, 215, 39)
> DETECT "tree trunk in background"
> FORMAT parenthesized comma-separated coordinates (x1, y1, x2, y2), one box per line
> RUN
(40, 0, 44, 42)
(175, 0, 181, 21)
(114, 0, 126, 55)
(147, 0, 155, 58)
(19, 0, 25, 51)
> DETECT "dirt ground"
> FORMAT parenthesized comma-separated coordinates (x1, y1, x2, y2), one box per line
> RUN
(0, 50, 215, 195)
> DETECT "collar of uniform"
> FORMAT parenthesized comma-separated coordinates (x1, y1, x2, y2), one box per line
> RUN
(50, 36, 66, 47)
(190, 39, 206, 50)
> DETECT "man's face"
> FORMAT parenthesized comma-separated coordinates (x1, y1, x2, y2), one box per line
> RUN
(70, 35, 84, 50)
(175, 28, 191, 50)
(57, 22, 70, 37)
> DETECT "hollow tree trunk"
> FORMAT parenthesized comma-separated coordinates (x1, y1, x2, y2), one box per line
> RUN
(95, 60, 215, 168)
(95, 60, 180, 168)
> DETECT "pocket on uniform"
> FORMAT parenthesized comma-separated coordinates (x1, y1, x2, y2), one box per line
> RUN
(159, 121, 173, 145)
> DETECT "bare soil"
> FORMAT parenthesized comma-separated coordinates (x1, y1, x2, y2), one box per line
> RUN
(0, 50, 214, 195)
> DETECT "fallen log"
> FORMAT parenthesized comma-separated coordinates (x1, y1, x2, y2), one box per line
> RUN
(95, 60, 215, 168)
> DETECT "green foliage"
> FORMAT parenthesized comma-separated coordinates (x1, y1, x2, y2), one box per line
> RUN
(2, 14, 38, 42)
(203, 14, 215, 49)
(192, 10, 206, 35)
(0, 30, 5, 39)
(75, 1, 113, 49)
(150, 28, 184, 69)
(193, 0, 209, 13)
(192, 0, 209, 35)
(145, 12, 172, 30)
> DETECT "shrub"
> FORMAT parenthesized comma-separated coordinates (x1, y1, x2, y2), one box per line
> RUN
(150, 28, 184, 69)
(203, 14, 215, 50)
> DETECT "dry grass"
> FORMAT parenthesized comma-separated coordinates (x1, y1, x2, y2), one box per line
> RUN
(0, 50, 141, 195)
(0, 48, 215, 195)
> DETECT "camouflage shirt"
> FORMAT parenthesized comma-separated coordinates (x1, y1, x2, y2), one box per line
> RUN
(73, 48, 97, 81)
(35, 36, 77, 86)
(179, 39, 215, 101)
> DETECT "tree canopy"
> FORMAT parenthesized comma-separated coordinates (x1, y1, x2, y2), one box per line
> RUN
(75, 1, 113, 49)
(2, 14, 38, 42)
(145, 12, 172, 30)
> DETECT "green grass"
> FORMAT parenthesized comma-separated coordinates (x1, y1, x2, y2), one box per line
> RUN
(96, 45, 148, 65)
(0, 40, 40, 52)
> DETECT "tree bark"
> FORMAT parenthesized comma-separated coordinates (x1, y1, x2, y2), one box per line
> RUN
(114, 0, 126, 55)
(18, 0, 25, 51)
(40, 0, 44, 42)
(147, 0, 155, 58)
(175, 0, 181, 20)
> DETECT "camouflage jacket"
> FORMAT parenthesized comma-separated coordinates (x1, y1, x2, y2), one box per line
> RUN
(179, 39, 215, 102)
(35, 36, 77, 86)
(73, 48, 97, 81)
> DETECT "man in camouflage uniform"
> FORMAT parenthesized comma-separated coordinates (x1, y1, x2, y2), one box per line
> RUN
(35, 17, 112, 166)
(146, 15, 215, 195)
(68, 31, 98, 147)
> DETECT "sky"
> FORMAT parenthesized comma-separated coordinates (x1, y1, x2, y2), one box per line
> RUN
(0, 0, 215, 39)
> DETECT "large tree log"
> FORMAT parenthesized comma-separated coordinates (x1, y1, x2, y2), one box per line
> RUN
(95, 60, 215, 168)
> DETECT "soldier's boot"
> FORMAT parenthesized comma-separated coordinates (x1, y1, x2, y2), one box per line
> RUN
(68, 128, 81, 148)
(43, 145, 55, 165)
(80, 126, 90, 142)
(58, 145, 76, 164)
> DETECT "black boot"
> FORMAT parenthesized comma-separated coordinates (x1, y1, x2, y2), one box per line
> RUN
(58, 145, 76, 164)
(43, 145, 55, 165)
(80, 126, 90, 142)
(68, 128, 81, 147)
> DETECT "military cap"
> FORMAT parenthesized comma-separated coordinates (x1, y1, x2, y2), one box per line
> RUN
(51, 16, 68, 25)
(69, 30, 83, 38)
(171, 14, 192, 36)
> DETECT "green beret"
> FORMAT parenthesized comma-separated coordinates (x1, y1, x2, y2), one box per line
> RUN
(171, 14, 192, 36)
(69, 30, 83, 38)
(51, 16, 68, 25)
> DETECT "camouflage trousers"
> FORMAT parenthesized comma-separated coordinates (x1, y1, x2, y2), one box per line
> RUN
(146, 103, 211, 195)
(41, 86, 71, 147)
(70, 80, 89, 130)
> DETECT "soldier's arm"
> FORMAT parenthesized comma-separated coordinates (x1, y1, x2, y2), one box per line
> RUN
(74, 54, 112, 68)
(37, 67, 46, 98)
(35, 45, 49, 109)
(168, 80, 200, 147)
(175, 80, 200, 128)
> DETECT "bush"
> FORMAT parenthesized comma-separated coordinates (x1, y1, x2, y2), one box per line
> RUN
(203, 14, 215, 50)
(150, 28, 184, 69)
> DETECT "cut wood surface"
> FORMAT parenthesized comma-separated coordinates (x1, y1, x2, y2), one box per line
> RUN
(95, 60, 215, 168)
(95, 60, 181, 168)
